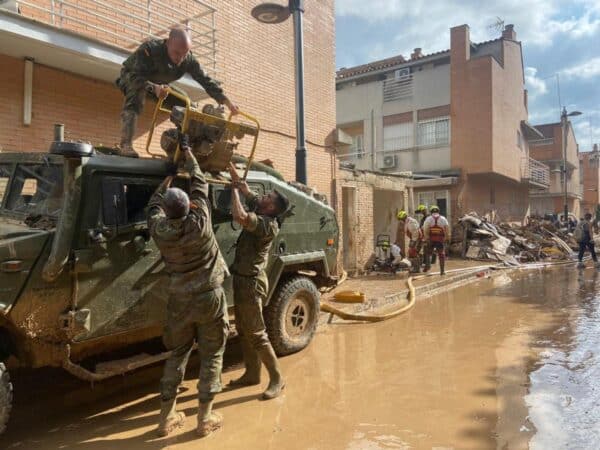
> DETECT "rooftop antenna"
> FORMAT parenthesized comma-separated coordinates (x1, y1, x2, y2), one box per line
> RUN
(488, 16, 505, 33)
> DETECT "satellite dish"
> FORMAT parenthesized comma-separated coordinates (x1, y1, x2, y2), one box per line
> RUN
(251, 3, 290, 24)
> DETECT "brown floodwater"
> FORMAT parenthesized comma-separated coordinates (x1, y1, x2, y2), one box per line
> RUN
(1, 266, 599, 449)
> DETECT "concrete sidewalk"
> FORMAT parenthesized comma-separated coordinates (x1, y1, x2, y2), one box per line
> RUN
(320, 258, 503, 324)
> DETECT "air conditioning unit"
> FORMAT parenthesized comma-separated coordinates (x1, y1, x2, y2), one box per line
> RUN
(395, 68, 410, 80)
(380, 155, 397, 169)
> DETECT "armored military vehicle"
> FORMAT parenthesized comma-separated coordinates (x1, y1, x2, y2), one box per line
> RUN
(0, 137, 339, 433)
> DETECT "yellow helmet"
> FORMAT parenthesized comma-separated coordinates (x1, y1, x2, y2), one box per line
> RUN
(416, 204, 427, 213)
(430, 205, 440, 213)
(397, 210, 408, 220)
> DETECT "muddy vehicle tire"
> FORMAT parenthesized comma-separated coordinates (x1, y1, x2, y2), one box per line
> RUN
(0, 363, 12, 435)
(265, 276, 320, 356)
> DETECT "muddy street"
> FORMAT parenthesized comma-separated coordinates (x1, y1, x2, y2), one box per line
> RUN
(2, 267, 599, 449)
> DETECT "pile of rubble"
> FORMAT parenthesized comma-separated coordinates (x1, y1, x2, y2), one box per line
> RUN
(450, 213, 577, 265)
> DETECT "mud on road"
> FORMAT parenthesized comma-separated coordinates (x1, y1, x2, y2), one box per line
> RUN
(2, 266, 599, 449)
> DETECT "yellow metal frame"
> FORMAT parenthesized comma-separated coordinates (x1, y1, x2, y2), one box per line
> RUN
(145, 87, 260, 182)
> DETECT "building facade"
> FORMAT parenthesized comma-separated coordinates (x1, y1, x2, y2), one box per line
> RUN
(0, 0, 336, 203)
(529, 122, 582, 218)
(336, 24, 550, 222)
(579, 144, 600, 216)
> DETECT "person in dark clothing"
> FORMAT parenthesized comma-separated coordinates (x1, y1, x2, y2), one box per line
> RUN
(577, 213, 599, 269)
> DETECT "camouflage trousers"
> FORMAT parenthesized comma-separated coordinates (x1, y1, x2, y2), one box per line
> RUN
(117, 76, 189, 149)
(233, 274, 272, 352)
(116, 72, 189, 115)
(160, 286, 229, 403)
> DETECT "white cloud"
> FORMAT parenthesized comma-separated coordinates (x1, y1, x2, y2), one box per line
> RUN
(525, 67, 548, 98)
(562, 57, 600, 80)
(336, 0, 600, 54)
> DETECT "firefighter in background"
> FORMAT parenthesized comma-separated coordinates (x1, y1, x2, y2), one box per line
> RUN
(397, 210, 422, 273)
(415, 204, 430, 269)
(422, 205, 450, 275)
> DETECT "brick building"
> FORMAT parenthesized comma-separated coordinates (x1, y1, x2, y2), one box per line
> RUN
(336, 24, 550, 223)
(0, 0, 336, 203)
(579, 144, 600, 216)
(529, 122, 582, 218)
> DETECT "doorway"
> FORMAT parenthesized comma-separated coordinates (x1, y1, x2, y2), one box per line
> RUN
(342, 187, 357, 272)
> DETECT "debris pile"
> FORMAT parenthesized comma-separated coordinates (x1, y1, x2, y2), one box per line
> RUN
(451, 213, 576, 265)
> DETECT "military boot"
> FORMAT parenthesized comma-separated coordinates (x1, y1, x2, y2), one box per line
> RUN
(118, 110, 140, 158)
(228, 335, 261, 387)
(257, 345, 285, 400)
(156, 399, 185, 437)
(197, 400, 223, 437)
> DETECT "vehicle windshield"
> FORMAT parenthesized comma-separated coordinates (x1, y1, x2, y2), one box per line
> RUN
(0, 163, 63, 217)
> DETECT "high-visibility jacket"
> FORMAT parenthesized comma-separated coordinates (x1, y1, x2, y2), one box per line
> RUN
(423, 214, 450, 243)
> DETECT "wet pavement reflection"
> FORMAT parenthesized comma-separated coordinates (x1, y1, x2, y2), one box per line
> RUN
(2, 267, 599, 449)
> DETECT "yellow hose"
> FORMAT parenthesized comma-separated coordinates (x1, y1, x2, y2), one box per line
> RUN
(320, 277, 416, 323)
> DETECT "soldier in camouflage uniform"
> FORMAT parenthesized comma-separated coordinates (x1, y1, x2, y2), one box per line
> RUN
(148, 140, 229, 438)
(116, 27, 238, 157)
(227, 164, 290, 400)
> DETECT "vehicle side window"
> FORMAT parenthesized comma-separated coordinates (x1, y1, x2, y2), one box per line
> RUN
(0, 164, 10, 207)
(101, 177, 160, 228)
(211, 182, 265, 216)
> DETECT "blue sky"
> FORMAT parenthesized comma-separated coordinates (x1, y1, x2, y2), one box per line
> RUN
(335, 0, 600, 151)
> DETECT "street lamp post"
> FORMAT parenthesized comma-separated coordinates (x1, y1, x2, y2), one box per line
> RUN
(560, 107, 582, 224)
(251, 1, 308, 185)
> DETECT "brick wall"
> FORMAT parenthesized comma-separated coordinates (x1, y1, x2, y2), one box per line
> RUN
(580, 152, 600, 214)
(1, 0, 337, 203)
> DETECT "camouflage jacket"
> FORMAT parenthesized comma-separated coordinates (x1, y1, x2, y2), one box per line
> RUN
(148, 157, 229, 295)
(118, 38, 226, 103)
(231, 192, 279, 278)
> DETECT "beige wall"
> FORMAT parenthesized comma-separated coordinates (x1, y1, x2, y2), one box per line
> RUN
(580, 152, 600, 214)
(336, 61, 451, 173)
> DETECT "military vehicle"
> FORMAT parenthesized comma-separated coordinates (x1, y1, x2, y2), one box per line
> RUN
(0, 127, 339, 432)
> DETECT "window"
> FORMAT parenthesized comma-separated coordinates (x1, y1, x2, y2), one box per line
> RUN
(211, 183, 265, 218)
(384, 122, 413, 151)
(0, 164, 10, 206)
(417, 117, 450, 147)
(517, 130, 523, 149)
(101, 177, 160, 228)
(350, 134, 364, 158)
(383, 75, 413, 102)
(4, 163, 63, 216)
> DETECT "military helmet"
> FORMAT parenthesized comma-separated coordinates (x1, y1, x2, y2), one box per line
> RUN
(397, 210, 408, 220)
(416, 204, 427, 213)
(430, 205, 440, 213)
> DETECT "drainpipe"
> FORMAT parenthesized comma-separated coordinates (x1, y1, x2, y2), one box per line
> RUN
(42, 126, 84, 282)
(371, 109, 376, 171)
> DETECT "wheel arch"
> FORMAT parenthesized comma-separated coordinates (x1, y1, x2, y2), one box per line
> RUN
(266, 251, 330, 306)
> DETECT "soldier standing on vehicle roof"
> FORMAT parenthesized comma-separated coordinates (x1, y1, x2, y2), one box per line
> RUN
(227, 163, 290, 400)
(147, 137, 229, 438)
(116, 26, 239, 158)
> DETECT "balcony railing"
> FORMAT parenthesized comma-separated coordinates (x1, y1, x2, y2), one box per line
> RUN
(16, 0, 217, 74)
(522, 156, 550, 188)
(338, 147, 366, 160)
